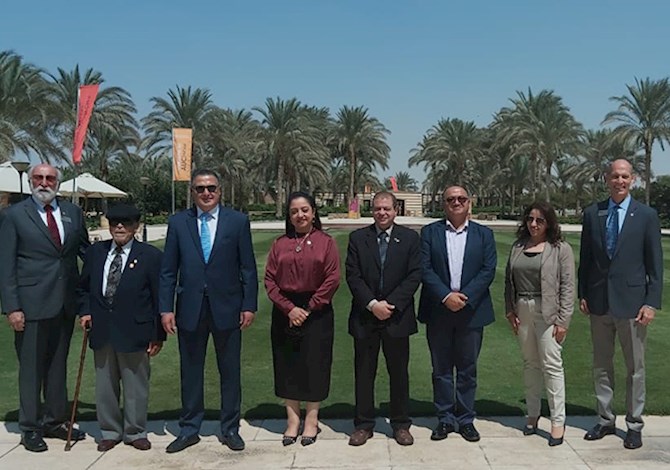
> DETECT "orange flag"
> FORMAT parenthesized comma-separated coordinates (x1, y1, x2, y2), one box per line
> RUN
(172, 128, 193, 181)
(72, 84, 99, 165)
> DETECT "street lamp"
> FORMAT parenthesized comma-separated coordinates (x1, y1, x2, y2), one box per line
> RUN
(11, 161, 30, 201)
(140, 176, 150, 242)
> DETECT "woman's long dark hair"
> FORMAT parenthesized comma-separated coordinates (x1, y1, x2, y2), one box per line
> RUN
(285, 191, 322, 237)
(516, 201, 563, 245)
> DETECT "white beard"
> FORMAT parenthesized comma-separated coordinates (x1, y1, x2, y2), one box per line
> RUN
(31, 186, 57, 204)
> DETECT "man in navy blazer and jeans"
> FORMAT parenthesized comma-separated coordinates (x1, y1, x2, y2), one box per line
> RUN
(160, 169, 258, 453)
(419, 186, 496, 443)
(579, 159, 663, 450)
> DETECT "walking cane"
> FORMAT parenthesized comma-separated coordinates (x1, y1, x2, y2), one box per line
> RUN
(65, 327, 89, 451)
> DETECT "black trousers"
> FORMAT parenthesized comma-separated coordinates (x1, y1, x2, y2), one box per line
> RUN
(14, 312, 75, 432)
(353, 329, 411, 431)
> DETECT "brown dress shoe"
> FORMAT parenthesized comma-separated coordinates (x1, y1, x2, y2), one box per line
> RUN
(128, 438, 152, 450)
(97, 439, 120, 452)
(393, 428, 414, 446)
(348, 429, 373, 446)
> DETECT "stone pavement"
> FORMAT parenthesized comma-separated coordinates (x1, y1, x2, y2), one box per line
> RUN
(1, 416, 669, 469)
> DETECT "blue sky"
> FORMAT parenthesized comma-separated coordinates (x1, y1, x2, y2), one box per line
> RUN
(2, 0, 669, 183)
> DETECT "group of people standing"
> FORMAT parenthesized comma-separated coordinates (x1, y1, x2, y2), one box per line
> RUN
(0, 158, 661, 454)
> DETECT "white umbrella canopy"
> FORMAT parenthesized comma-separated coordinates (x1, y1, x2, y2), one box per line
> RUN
(59, 173, 127, 198)
(0, 162, 31, 194)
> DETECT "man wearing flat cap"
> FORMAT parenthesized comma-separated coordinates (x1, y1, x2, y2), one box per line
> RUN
(78, 204, 165, 452)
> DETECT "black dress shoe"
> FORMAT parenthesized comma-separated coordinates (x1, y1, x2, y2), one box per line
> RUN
(166, 434, 200, 453)
(44, 423, 86, 441)
(300, 426, 322, 446)
(282, 435, 298, 446)
(548, 434, 564, 446)
(623, 430, 642, 449)
(21, 431, 48, 452)
(221, 431, 245, 451)
(584, 424, 616, 441)
(430, 422, 456, 441)
(459, 423, 481, 442)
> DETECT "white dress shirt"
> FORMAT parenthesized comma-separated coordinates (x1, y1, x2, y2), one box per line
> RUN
(445, 219, 469, 294)
(102, 239, 133, 295)
(366, 225, 394, 310)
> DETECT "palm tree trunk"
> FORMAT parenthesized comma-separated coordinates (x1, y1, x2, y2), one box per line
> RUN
(644, 140, 652, 205)
(348, 144, 356, 207)
(276, 156, 285, 219)
(545, 159, 552, 202)
(530, 153, 537, 200)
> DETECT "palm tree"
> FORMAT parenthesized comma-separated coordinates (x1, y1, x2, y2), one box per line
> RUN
(50, 66, 139, 173)
(254, 97, 327, 218)
(0, 50, 62, 162)
(142, 85, 215, 166)
(332, 106, 391, 207)
(603, 77, 670, 204)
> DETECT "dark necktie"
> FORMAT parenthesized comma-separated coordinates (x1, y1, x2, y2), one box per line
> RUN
(104, 246, 124, 301)
(378, 231, 388, 290)
(606, 204, 620, 259)
(44, 204, 62, 249)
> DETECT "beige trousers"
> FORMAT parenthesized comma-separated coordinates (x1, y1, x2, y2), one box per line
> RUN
(516, 297, 566, 426)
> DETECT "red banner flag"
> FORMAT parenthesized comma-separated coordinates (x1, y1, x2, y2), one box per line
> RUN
(390, 176, 398, 191)
(72, 84, 99, 165)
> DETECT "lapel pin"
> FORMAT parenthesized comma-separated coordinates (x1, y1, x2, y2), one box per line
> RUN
(129, 259, 138, 269)
(393, 237, 400, 243)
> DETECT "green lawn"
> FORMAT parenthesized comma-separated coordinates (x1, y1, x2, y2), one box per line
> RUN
(1, 229, 669, 421)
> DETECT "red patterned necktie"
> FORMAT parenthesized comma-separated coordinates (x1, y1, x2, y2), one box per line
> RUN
(44, 204, 62, 249)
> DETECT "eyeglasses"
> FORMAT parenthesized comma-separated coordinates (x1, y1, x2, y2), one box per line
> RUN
(526, 216, 546, 225)
(192, 185, 219, 194)
(445, 196, 469, 205)
(31, 174, 57, 183)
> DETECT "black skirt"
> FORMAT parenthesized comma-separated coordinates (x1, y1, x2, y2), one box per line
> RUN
(271, 293, 334, 402)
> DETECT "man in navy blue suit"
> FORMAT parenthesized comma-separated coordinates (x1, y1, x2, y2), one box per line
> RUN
(579, 159, 663, 450)
(418, 186, 496, 443)
(160, 169, 258, 453)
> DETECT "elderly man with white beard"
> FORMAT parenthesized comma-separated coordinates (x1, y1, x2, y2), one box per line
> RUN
(0, 163, 89, 452)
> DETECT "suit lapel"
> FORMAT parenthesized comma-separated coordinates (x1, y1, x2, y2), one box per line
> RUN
(186, 208, 205, 262)
(59, 200, 74, 246)
(365, 225, 381, 269)
(23, 200, 60, 251)
(436, 220, 450, 280)
(597, 200, 609, 252)
(209, 206, 227, 261)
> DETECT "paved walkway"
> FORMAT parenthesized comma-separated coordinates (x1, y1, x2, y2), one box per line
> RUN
(1, 416, 669, 469)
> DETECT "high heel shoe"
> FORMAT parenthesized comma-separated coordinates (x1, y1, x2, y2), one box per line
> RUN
(300, 426, 322, 446)
(522, 417, 539, 436)
(282, 435, 297, 446)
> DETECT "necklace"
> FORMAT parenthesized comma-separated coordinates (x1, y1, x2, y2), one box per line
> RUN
(295, 229, 313, 252)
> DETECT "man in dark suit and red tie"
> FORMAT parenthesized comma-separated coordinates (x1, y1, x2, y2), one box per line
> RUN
(0, 163, 89, 452)
(78, 204, 165, 452)
(346, 191, 422, 447)
(579, 159, 663, 450)
(160, 169, 258, 453)
(418, 186, 496, 443)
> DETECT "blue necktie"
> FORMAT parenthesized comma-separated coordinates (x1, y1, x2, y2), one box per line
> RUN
(378, 231, 388, 290)
(606, 204, 620, 259)
(200, 213, 212, 262)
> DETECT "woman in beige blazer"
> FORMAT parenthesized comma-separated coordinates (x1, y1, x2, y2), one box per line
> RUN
(504, 201, 575, 447)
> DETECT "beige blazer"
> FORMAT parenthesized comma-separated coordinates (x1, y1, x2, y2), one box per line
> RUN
(504, 240, 576, 328)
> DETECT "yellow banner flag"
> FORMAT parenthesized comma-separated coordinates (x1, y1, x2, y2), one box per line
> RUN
(172, 128, 193, 181)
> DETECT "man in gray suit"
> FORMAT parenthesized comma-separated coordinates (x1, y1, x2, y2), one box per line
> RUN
(579, 159, 663, 450)
(0, 163, 89, 452)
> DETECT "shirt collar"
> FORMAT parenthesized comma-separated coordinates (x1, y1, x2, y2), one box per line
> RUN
(110, 238, 133, 255)
(446, 219, 469, 233)
(197, 205, 219, 220)
(609, 194, 631, 212)
(32, 196, 59, 211)
(375, 224, 393, 237)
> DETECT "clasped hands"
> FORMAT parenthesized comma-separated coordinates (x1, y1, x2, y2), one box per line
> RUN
(288, 306, 310, 327)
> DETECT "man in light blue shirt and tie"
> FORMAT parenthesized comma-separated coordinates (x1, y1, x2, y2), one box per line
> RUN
(579, 159, 663, 450)
(159, 169, 258, 453)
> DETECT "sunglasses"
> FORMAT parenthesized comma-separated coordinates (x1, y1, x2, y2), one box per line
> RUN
(526, 216, 546, 225)
(31, 174, 57, 183)
(445, 196, 469, 205)
(109, 219, 136, 227)
(192, 185, 219, 194)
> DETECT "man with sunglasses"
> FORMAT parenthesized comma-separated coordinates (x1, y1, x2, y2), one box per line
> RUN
(78, 204, 164, 452)
(418, 186, 496, 443)
(159, 169, 258, 453)
(579, 159, 663, 450)
(0, 163, 89, 452)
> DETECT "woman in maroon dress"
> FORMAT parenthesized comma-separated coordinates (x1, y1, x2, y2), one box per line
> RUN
(264, 192, 340, 446)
